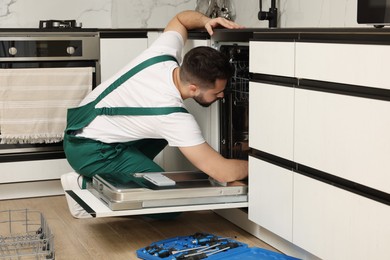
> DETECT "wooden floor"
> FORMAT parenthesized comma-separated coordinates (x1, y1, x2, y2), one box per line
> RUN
(0, 195, 278, 260)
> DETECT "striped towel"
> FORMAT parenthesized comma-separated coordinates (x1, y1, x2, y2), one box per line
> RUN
(0, 67, 93, 144)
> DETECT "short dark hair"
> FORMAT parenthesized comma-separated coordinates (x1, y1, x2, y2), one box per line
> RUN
(180, 46, 233, 89)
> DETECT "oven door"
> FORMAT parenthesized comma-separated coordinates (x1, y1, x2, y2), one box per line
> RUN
(0, 60, 98, 163)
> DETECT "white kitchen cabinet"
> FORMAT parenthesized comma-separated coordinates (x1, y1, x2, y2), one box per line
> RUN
(249, 41, 295, 77)
(248, 156, 293, 242)
(249, 31, 390, 260)
(249, 82, 294, 161)
(0, 159, 73, 199)
(294, 174, 390, 260)
(100, 35, 148, 82)
(295, 42, 390, 90)
(295, 88, 390, 193)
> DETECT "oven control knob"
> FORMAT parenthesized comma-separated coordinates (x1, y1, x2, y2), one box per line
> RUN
(66, 46, 75, 55)
(8, 47, 17, 56)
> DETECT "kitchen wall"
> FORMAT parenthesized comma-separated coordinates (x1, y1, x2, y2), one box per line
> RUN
(0, 0, 365, 29)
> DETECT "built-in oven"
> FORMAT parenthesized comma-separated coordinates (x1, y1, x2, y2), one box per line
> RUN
(0, 31, 100, 163)
(0, 31, 100, 200)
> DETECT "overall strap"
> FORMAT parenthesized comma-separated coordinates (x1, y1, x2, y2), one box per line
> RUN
(95, 107, 188, 116)
(94, 54, 188, 116)
(65, 55, 185, 133)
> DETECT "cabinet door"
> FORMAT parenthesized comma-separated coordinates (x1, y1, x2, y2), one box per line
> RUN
(100, 38, 148, 82)
(248, 156, 293, 242)
(296, 42, 390, 90)
(294, 174, 390, 260)
(250, 41, 295, 77)
(249, 82, 294, 161)
(295, 88, 390, 194)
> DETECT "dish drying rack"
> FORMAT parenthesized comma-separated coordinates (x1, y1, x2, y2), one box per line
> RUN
(0, 209, 55, 260)
(229, 60, 249, 103)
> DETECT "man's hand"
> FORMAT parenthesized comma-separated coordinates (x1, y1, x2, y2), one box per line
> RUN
(204, 17, 244, 35)
(179, 143, 248, 183)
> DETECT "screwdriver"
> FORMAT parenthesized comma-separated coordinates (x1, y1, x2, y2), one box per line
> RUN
(154, 248, 173, 258)
(171, 245, 209, 254)
(183, 243, 221, 257)
(154, 243, 220, 258)
(191, 236, 229, 245)
(184, 242, 239, 259)
(181, 245, 232, 259)
(171, 244, 220, 260)
(143, 244, 162, 255)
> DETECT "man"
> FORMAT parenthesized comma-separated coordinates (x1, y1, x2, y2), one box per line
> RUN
(61, 10, 248, 218)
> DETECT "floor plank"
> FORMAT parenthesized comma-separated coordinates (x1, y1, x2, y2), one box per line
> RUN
(0, 195, 277, 259)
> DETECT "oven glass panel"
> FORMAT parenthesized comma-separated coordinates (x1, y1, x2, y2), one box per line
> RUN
(0, 40, 82, 57)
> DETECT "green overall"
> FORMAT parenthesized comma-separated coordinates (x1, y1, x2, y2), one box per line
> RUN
(63, 55, 188, 189)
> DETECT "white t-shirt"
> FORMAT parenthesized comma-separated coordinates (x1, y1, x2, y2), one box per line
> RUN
(77, 31, 205, 147)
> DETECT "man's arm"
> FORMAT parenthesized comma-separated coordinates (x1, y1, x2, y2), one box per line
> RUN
(179, 143, 248, 183)
(164, 10, 244, 43)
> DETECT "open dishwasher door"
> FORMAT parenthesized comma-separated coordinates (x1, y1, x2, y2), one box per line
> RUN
(65, 171, 248, 218)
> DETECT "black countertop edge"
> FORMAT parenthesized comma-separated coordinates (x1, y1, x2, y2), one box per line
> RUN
(210, 27, 390, 42)
(251, 28, 390, 44)
(3, 27, 390, 42)
(0, 28, 211, 39)
(230, 27, 390, 33)
(2, 27, 390, 34)
(98, 29, 210, 39)
(0, 28, 99, 33)
(0, 28, 160, 32)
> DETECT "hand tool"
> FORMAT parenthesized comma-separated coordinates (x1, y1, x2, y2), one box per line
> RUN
(171, 244, 209, 255)
(191, 235, 229, 245)
(183, 243, 221, 257)
(183, 242, 239, 259)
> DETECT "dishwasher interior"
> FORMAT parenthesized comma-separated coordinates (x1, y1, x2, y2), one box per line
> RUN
(218, 43, 250, 161)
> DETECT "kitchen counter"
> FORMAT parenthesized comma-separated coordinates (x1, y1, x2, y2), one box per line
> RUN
(213, 27, 390, 42)
(0, 28, 211, 40)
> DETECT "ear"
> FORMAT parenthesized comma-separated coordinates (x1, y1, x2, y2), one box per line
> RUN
(188, 84, 200, 97)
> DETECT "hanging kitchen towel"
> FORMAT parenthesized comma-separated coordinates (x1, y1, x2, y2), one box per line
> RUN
(0, 67, 93, 144)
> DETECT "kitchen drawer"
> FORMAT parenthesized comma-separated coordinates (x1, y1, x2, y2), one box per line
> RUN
(296, 42, 390, 90)
(0, 159, 72, 183)
(294, 88, 390, 194)
(249, 41, 295, 77)
(248, 156, 293, 242)
(249, 82, 294, 161)
(293, 174, 390, 260)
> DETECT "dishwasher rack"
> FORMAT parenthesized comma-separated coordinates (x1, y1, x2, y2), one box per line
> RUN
(229, 59, 249, 103)
(0, 209, 55, 260)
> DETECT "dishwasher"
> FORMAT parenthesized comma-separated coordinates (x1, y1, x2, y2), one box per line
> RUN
(66, 31, 251, 218)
